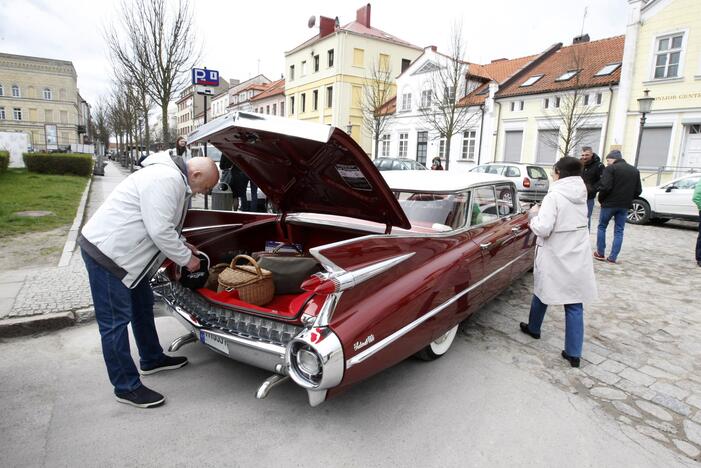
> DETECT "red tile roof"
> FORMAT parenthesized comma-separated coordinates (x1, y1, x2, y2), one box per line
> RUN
(458, 54, 539, 107)
(495, 35, 624, 98)
(250, 79, 285, 102)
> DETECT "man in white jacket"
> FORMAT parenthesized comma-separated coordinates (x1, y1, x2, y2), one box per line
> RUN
(519, 156, 597, 368)
(78, 153, 219, 408)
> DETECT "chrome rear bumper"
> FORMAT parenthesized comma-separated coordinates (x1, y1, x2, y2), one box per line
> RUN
(153, 280, 303, 374)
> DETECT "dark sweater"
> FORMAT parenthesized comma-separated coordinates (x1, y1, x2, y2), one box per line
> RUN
(581, 154, 604, 200)
(597, 159, 643, 209)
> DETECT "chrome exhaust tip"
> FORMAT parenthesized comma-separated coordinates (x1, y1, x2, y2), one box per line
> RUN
(168, 332, 197, 352)
(256, 374, 289, 400)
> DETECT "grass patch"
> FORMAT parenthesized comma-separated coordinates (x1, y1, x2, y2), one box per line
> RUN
(0, 169, 89, 238)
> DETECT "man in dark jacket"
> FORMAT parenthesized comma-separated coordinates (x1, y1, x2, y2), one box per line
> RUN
(594, 150, 642, 263)
(580, 146, 604, 229)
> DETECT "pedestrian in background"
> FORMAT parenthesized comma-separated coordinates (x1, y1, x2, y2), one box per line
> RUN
(693, 177, 701, 267)
(431, 157, 444, 170)
(580, 145, 604, 230)
(222, 154, 254, 211)
(520, 156, 597, 368)
(594, 150, 642, 264)
(175, 136, 190, 159)
(79, 153, 219, 408)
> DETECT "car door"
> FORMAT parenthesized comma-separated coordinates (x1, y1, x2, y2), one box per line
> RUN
(469, 185, 513, 303)
(656, 176, 700, 216)
(494, 183, 534, 280)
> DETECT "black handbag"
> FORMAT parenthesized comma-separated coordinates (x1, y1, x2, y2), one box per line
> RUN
(256, 255, 322, 294)
(179, 252, 210, 289)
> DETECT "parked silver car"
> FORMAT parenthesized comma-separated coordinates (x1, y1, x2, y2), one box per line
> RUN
(470, 163, 549, 202)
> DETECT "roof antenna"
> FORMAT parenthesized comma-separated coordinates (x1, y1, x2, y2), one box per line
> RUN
(580, 6, 588, 36)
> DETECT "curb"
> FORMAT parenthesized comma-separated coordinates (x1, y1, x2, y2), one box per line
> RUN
(0, 307, 95, 339)
(58, 176, 92, 267)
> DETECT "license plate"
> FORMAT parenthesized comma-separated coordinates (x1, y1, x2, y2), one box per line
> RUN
(200, 330, 229, 355)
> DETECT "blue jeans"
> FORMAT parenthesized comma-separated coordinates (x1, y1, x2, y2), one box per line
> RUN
(597, 207, 628, 262)
(81, 249, 165, 394)
(527, 295, 584, 358)
(696, 210, 701, 263)
(586, 198, 595, 231)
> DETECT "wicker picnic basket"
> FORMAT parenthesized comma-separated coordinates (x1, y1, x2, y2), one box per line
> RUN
(217, 255, 274, 305)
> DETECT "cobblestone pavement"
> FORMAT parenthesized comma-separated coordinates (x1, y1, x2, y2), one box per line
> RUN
(465, 218, 701, 462)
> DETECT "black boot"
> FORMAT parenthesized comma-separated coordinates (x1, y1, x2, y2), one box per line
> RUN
(519, 322, 540, 339)
(561, 350, 580, 368)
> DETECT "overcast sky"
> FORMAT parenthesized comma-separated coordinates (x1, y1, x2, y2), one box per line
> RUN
(0, 0, 629, 109)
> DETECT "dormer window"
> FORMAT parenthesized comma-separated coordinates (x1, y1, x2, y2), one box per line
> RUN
(555, 70, 579, 81)
(595, 63, 621, 76)
(520, 75, 544, 87)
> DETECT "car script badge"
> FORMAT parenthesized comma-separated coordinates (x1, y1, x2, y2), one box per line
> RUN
(353, 334, 375, 351)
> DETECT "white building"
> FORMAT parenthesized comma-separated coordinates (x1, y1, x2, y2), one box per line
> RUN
(227, 75, 271, 112)
(249, 79, 285, 116)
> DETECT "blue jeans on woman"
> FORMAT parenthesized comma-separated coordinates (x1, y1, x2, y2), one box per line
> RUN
(597, 207, 628, 262)
(527, 295, 584, 358)
(81, 249, 165, 394)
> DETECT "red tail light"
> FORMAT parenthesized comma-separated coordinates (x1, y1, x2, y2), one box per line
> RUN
(301, 273, 341, 294)
(300, 273, 325, 292)
(523, 177, 531, 188)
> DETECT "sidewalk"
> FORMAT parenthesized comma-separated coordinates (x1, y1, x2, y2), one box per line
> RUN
(0, 161, 131, 337)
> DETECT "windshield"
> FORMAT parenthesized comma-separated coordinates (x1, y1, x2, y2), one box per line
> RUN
(395, 191, 470, 231)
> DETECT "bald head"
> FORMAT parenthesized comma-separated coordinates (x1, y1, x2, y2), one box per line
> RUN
(186, 157, 219, 194)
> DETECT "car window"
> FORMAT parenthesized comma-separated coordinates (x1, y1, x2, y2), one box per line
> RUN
(396, 191, 470, 230)
(504, 166, 521, 177)
(674, 176, 700, 190)
(527, 166, 548, 179)
(391, 160, 403, 170)
(470, 186, 499, 226)
(496, 184, 517, 216)
(471, 166, 487, 173)
(485, 165, 504, 175)
(377, 160, 391, 170)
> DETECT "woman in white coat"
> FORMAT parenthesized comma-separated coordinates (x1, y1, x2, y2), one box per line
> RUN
(519, 156, 597, 367)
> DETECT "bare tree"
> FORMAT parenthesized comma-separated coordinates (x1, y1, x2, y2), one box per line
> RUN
(361, 61, 395, 158)
(418, 22, 477, 170)
(540, 46, 598, 157)
(106, 0, 200, 148)
(93, 99, 112, 155)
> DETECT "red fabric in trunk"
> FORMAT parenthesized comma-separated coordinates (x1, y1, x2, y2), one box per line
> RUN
(197, 288, 314, 318)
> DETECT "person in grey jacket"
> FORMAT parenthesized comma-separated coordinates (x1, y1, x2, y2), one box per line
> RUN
(78, 152, 219, 408)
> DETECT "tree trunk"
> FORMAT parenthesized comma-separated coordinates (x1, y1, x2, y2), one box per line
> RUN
(161, 100, 170, 145)
(444, 137, 451, 170)
(143, 93, 150, 155)
(374, 119, 380, 159)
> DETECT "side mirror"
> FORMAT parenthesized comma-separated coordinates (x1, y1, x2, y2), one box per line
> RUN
(665, 186, 676, 193)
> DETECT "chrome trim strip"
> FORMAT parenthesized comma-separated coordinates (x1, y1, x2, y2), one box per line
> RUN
(345, 250, 531, 369)
(182, 223, 243, 233)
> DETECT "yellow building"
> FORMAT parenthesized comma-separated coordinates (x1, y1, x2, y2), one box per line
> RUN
(612, 0, 701, 183)
(284, 4, 422, 154)
(0, 53, 89, 156)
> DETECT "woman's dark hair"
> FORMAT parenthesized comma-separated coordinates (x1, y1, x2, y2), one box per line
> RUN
(553, 156, 582, 179)
(176, 136, 187, 156)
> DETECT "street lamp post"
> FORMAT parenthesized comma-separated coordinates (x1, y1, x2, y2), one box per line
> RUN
(633, 89, 655, 168)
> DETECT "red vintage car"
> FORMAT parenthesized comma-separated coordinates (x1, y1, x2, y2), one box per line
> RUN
(152, 112, 535, 406)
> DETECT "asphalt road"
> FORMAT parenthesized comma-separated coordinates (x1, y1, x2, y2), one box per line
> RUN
(0, 315, 694, 467)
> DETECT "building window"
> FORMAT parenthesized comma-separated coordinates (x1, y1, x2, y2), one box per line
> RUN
(272, 103, 277, 115)
(461, 131, 476, 160)
(266, 105, 270, 114)
(596, 93, 602, 105)
(398, 132, 408, 157)
(0, 84, 4, 96)
(420, 90, 432, 108)
(353, 48, 365, 67)
(554, 97, 561, 108)
(13, 107, 22, 120)
(379, 53, 390, 71)
(511, 101, 524, 111)
(312, 90, 318, 111)
(555, 70, 579, 81)
(439, 137, 446, 159)
(520, 75, 543, 87)
(301, 93, 306, 112)
(289, 96, 295, 115)
(327, 49, 334, 67)
(12, 85, 20, 97)
(595, 63, 621, 76)
(583, 94, 589, 105)
(313, 55, 320, 72)
(0, 107, 5, 119)
(416, 131, 428, 165)
(654, 33, 683, 79)
(543, 98, 549, 109)
(381, 134, 390, 157)
(43, 88, 52, 100)
(280, 101, 285, 115)
(289, 65, 295, 81)
(401, 59, 411, 73)
(301, 61, 307, 76)
(401, 93, 411, 111)
(326, 86, 333, 108)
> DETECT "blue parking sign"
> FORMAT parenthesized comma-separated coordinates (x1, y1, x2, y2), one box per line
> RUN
(192, 68, 219, 86)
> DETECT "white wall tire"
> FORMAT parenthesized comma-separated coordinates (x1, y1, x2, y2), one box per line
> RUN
(415, 324, 459, 361)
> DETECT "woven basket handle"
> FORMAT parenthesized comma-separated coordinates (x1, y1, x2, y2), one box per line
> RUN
(231, 254, 263, 278)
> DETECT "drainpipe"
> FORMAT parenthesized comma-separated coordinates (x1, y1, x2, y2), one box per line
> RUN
(601, 83, 615, 156)
(492, 101, 502, 163)
(477, 103, 485, 165)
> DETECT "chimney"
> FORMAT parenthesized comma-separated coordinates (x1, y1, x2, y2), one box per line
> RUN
(319, 16, 335, 38)
(230, 79, 240, 86)
(428, 45, 437, 52)
(573, 34, 590, 44)
(356, 3, 371, 28)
